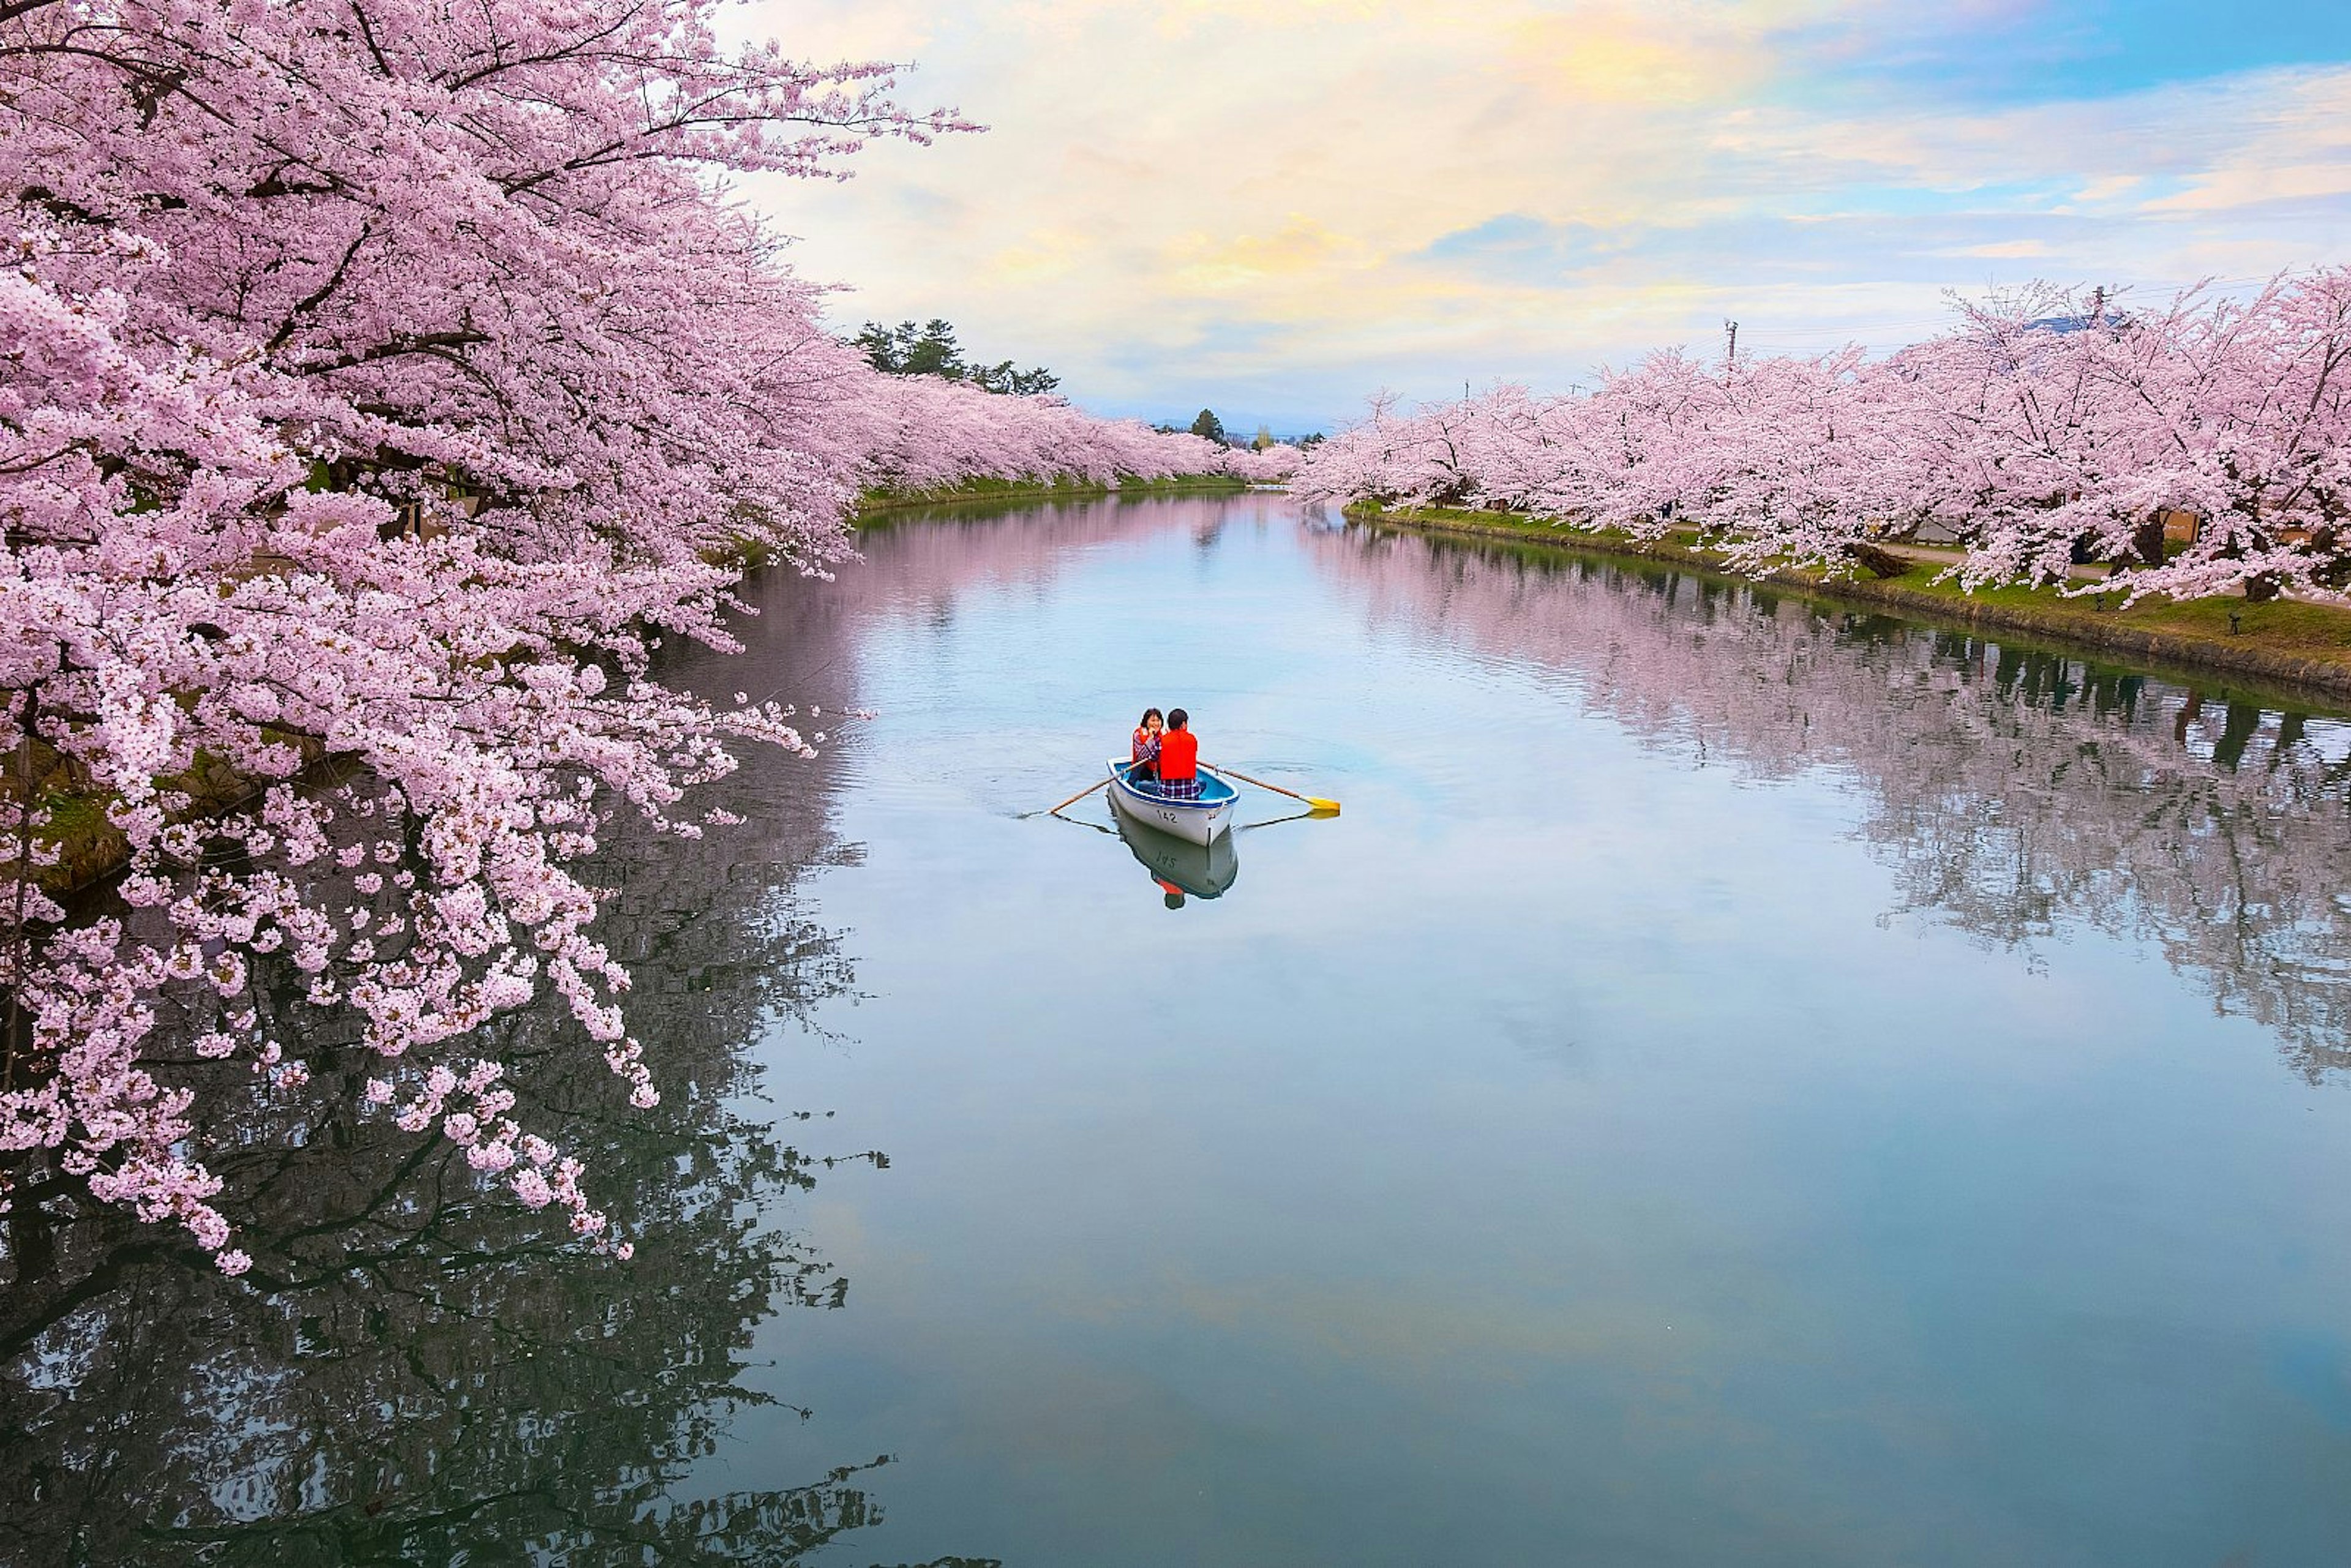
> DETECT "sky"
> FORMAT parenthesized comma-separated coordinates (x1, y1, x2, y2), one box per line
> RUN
(733, 1, 2351, 434)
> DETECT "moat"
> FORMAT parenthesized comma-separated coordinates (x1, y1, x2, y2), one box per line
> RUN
(9, 493, 2351, 1566)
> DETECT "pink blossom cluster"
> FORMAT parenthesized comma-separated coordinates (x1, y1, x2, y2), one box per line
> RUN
(843, 372, 1302, 493)
(1222, 443, 1306, 484)
(1299, 277, 2351, 603)
(0, 1, 1218, 1270)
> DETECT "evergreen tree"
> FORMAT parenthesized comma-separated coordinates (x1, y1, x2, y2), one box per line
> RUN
(898, 318, 965, 378)
(852, 319, 1056, 395)
(1190, 408, 1229, 445)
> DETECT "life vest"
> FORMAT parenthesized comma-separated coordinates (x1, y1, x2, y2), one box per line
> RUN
(1157, 727, 1198, 781)
(1132, 727, 1158, 762)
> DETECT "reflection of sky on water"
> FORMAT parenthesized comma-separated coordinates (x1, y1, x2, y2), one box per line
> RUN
(711, 497, 2351, 1567)
(13, 494, 2351, 1565)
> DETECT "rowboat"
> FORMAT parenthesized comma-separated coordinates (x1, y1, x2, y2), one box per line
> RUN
(1104, 757, 1238, 846)
(1117, 814, 1240, 904)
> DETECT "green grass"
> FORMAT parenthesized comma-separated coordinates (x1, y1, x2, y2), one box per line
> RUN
(24, 736, 350, 896)
(855, 471, 1246, 521)
(1872, 567, 2351, 653)
(1351, 503, 1647, 549)
(32, 792, 115, 845)
(1753, 547, 2351, 661)
(24, 790, 128, 895)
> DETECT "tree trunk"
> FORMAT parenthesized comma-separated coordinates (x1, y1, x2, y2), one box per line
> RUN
(1845, 540, 1910, 579)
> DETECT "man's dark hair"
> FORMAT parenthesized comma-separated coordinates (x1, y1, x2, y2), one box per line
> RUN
(1168, 708, 1189, 730)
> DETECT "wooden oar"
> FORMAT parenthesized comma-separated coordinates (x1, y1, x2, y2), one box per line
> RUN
(1043, 776, 1111, 816)
(1204, 763, 1340, 814)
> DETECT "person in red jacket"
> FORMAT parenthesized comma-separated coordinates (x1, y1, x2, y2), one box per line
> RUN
(1155, 708, 1199, 797)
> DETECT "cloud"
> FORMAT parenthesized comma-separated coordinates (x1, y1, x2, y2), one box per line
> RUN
(1171, 216, 1377, 291)
(1420, 214, 1618, 277)
(1504, 8, 1768, 106)
(2143, 162, 2351, 215)
(731, 2, 2351, 429)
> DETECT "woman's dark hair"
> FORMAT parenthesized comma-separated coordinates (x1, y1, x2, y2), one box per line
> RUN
(1168, 707, 1189, 730)
(1139, 707, 1163, 726)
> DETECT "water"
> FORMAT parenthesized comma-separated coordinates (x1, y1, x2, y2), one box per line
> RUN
(9, 495, 2351, 1566)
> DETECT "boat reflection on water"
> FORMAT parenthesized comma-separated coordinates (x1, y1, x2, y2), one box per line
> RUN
(1119, 814, 1239, 908)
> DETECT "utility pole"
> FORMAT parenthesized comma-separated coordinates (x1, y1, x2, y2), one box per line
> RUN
(1723, 318, 1739, 382)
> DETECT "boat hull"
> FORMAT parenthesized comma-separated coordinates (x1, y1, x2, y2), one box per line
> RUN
(1117, 814, 1240, 901)
(1106, 758, 1236, 846)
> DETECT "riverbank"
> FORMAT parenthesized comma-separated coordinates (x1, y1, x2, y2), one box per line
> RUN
(1350, 503, 2351, 705)
(855, 473, 1246, 522)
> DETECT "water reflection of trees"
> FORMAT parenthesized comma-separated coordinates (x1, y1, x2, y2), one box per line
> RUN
(0, 571, 983, 1566)
(1316, 526, 2351, 1079)
(849, 493, 1292, 621)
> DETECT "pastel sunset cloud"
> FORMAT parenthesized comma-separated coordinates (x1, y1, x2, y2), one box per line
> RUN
(735, 1, 2351, 430)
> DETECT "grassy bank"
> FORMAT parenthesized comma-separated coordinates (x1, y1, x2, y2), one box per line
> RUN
(855, 472, 1246, 522)
(1351, 503, 2351, 705)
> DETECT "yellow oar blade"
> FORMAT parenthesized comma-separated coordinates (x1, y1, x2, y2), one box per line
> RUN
(1204, 762, 1341, 817)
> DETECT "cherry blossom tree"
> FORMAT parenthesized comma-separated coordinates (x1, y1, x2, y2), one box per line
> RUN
(843, 371, 1242, 493)
(1220, 439, 1305, 484)
(2073, 272, 2351, 602)
(1299, 268, 2351, 604)
(0, 2, 1239, 1272)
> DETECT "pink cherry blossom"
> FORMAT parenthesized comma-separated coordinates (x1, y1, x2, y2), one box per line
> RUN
(1299, 274, 2351, 602)
(2, 0, 1252, 1270)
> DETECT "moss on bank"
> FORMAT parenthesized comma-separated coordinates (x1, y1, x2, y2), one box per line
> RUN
(854, 472, 1245, 522)
(28, 740, 359, 902)
(32, 792, 127, 896)
(1351, 503, 2351, 705)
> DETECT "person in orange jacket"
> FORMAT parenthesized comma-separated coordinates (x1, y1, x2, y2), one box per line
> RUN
(1155, 708, 1199, 796)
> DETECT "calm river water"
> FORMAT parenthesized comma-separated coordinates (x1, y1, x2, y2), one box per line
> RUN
(9, 495, 2351, 1566)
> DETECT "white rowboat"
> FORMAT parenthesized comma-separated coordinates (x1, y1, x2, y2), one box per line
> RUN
(1104, 757, 1238, 846)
